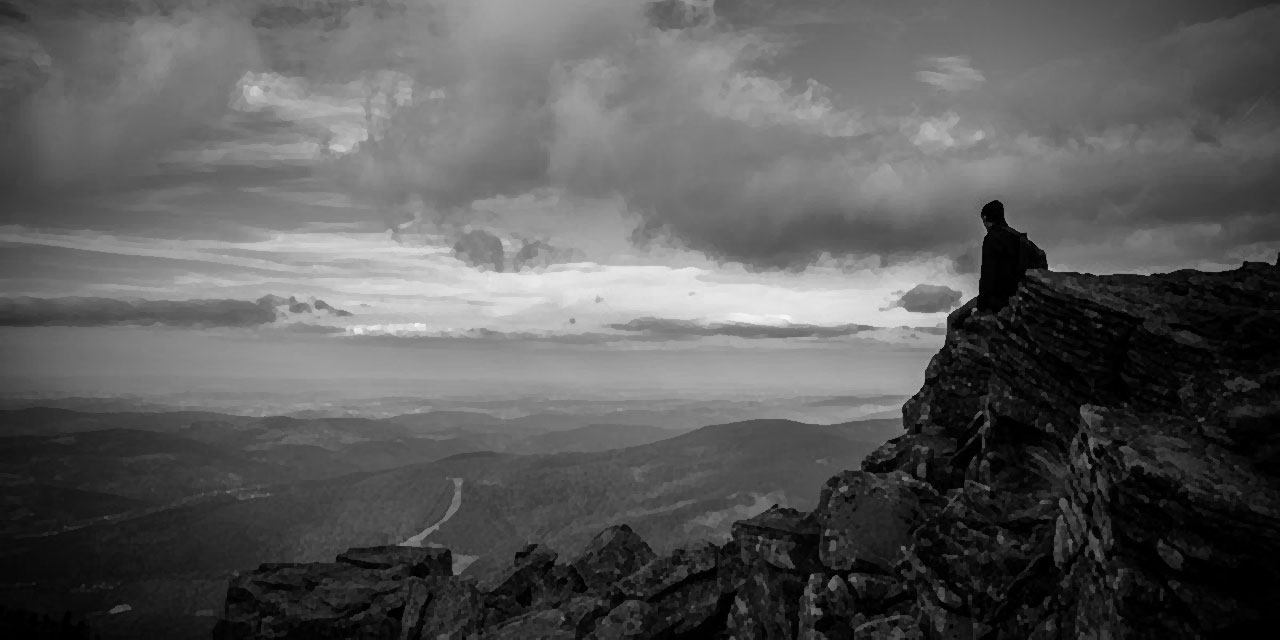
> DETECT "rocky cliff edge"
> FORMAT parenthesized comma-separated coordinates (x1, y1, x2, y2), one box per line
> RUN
(215, 258, 1280, 639)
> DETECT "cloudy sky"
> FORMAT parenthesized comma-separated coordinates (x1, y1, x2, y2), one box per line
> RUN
(1, 0, 1277, 399)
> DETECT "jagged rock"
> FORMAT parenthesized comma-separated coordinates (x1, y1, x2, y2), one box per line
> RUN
(487, 544, 557, 604)
(861, 433, 960, 488)
(536, 563, 588, 609)
(573, 525, 657, 594)
(338, 546, 452, 577)
(1047, 403, 1280, 637)
(400, 576, 484, 640)
(797, 573, 856, 640)
(843, 573, 907, 609)
(588, 599, 651, 639)
(615, 541, 719, 601)
(850, 613, 923, 640)
(724, 558, 805, 640)
(483, 544, 585, 624)
(899, 263, 1280, 637)
(559, 595, 614, 638)
(731, 505, 821, 575)
(815, 470, 941, 573)
(479, 609, 572, 640)
(614, 541, 735, 637)
(725, 507, 821, 638)
(217, 561, 412, 639)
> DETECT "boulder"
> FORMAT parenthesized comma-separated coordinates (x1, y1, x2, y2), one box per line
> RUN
(337, 546, 452, 577)
(614, 541, 734, 637)
(815, 470, 941, 573)
(614, 541, 718, 602)
(572, 524, 657, 594)
(218, 561, 411, 639)
(559, 595, 614, 638)
(484, 544, 585, 624)
(861, 433, 960, 489)
(588, 599, 651, 639)
(478, 609, 572, 640)
(400, 576, 484, 640)
(487, 543, 558, 605)
(850, 613, 923, 640)
(731, 505, 820, 574)
(796, 573, 855, 640)
(724, 558, 805, 640)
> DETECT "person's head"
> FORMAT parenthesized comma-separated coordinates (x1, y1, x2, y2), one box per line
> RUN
(980, 200, 1006, 229)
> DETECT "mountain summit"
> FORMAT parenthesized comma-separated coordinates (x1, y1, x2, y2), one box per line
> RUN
(215, 261, 1280, 639)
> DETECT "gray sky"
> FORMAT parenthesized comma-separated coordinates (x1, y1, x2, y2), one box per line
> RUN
(1, 0, 1276, 397)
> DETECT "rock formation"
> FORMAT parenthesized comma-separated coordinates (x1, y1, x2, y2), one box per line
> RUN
(216, 262, 1280, 639)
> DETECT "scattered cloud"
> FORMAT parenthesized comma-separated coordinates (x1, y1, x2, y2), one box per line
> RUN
(608, 316, 878, 339)
(0, 296, 277, 328)
(0, 292, 356, 329)
(452, 229, 506, 272)
(950, 245, 980, 275)
(915, 55, 985, 92)
(272, 322, 347, 335)
(512, 238, 585, 271)
(888, 284, 963, 313)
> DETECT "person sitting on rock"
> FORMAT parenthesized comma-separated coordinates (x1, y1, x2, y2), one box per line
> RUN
(970, 199, 1048, 317)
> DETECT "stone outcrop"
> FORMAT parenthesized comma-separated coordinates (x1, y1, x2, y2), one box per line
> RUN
(216, 261, 1280, 639)
(573, 525, 657, 594)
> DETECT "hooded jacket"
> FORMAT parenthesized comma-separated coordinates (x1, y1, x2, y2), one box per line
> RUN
(978, 224, 1027, 312)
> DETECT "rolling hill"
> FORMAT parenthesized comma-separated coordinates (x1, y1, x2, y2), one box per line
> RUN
(0, 417, 894, 639)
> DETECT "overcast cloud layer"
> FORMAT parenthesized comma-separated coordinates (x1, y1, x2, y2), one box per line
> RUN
(319, 0, 1280, 270)
(2, 0, 1276, 272)
(1, 0, 1278, 398)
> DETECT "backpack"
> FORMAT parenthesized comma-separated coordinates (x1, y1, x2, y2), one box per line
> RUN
(1016, 232, 1048, 272)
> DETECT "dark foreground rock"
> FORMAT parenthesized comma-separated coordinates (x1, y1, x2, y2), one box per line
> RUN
(217, 261, 1280, 639)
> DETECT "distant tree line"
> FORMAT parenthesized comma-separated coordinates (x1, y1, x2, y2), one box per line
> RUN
(0, 605, 99, 640)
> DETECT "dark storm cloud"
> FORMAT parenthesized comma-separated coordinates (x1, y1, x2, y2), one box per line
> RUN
(1001, 5, 1280, 134)
(889, 284, 963, 313)
(0, 296, 278, 328)
(0, 4, 261, 201)
(325, 0, 996, 270)
(10, 0, 1272, 275)
(452, 229, 506, 272)
(974, 4, 1280, 266)
(608, 317, 879, 339)
(323, 1, 1280, 273)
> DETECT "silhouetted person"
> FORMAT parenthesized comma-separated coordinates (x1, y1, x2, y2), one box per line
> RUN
(973, 199, 1047, 315)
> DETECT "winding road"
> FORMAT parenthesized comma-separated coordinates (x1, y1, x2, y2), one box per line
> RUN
(399, 477, 463, 547)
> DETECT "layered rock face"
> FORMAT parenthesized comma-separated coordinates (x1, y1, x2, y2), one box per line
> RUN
(216, 261, 1280, 639)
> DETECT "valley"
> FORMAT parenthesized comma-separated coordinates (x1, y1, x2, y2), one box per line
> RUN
(0, 401, 902, 639)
